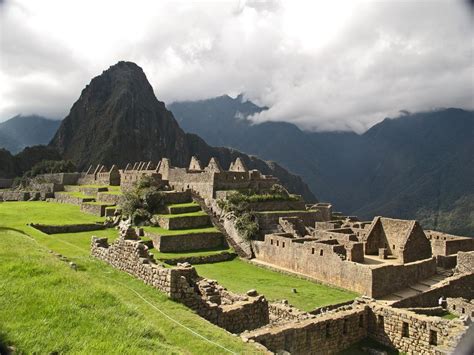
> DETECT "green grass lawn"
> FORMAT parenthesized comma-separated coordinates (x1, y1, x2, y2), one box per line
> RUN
(194, 259, 358, 311)
(157, 211, 208, 218)
(441, 312, 458, 320)
(143, 226, 219, 236)
(167, 202, 199, 208)
(57, 191, 96, 199)
(0, 201, 104, 226)
(0, 202, 261, 354)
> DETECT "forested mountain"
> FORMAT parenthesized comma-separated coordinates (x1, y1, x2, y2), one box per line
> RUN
(171, 96, 474, 236)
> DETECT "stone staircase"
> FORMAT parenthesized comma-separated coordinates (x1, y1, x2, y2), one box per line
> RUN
(377, 267, 454, 303)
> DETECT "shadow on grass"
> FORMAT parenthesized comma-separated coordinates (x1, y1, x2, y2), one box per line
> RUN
(0, 329, 13, 354)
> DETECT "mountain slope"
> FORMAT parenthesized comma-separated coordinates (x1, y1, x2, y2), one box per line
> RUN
(170, 96, 474, 236)
(49, 61, 316, 201)
(0, 115, 61, 154)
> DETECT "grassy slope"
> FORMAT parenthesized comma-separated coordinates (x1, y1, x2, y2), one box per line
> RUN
(195, 260, 357, 311)
(0, 202, 260, 354)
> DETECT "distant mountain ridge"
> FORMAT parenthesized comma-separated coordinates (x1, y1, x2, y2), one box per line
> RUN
(48, 61, 315, 201)
(170, 96, 474, 236)
(0, 115, 61, 154)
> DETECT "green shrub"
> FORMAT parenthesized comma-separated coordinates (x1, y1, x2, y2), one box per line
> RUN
(120, 177, 167, 225)
(235, 213, 259, 241)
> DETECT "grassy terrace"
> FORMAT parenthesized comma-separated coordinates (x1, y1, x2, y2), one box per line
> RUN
(150, 247, 234, 260)
(143, 226, 219, 236)
(57, 191, 96, 199)
(167, 202, 199, 208)
(195, 259, 357, 311)
(0, 202, 260, 354)
(0, 201, 358, 352)
(156, 211, 208, 218)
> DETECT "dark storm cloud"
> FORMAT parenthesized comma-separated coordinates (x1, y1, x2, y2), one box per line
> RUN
(0, 0, 472, 132)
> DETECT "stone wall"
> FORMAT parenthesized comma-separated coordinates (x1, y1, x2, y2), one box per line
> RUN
(162, 190, 192, 204)
(91, 230, 269, 334)
(147, 231, 224, 252)
(456, 251, 474, 274)
(368, 301, 468, 354)
(31, 223, 106, 234)
(253, 234, 437, 298)
(244, 298, 470, 355)
(96, 193, 123, 205)
(37, 173, 81, 185)
(81, 203, 113, 217)
(255, 210, 323, 233)
(243, 306, 369, 354)
(253, 234, 374, 296)
(426, 230, 474, 256)
(0, 191, 31, 201)
(364, 217, 432, 263)
(162, 251, 236, 266)
(392, 273, 474, 308)
(446, 297, 474, 318)
(154, 214, 210, 230)
(53, 192, 94, 205)
(370, 258, 437, 298)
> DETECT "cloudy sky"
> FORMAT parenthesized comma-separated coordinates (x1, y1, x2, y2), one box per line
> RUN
(0, 0, 472, 132)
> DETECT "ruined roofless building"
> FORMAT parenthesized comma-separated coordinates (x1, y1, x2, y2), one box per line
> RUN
(253, 216, 440, 298)
(158, 156, 279, 200)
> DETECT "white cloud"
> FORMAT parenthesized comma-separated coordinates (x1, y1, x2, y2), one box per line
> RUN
(0, 0, 472, 132)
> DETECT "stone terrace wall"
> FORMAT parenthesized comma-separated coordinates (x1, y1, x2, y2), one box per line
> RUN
(456, 251, 474, 274)
(392, 273, 474, 308)
(91, 233, 269, 333)
(368, 301, 468, 354)
(243, 306, 369, 354)
(147, 232, 224, 252)
(446, 297, 474, 318)
(370, 258, 437, 298)
(31, 223, 106, 234)
(0, 191, 31, 201)
(154, 214, 210, 230)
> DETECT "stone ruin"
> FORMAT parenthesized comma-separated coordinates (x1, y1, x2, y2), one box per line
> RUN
(91, 219, 269, 334)
(2, 154, 473, 353)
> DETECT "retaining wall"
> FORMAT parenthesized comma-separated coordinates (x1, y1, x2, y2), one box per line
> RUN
(31, 223, 106, 234)
(147, 231, 224, 252)
(91, 234, 269, 333)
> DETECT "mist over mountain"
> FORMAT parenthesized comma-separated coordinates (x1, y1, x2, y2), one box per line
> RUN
(0, 115, 61, 154)
(48, 61, 315, 201)
(170, 96, 474, 236)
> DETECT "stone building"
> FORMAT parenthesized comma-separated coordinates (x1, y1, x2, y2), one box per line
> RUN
(251, 215, 472, 298)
